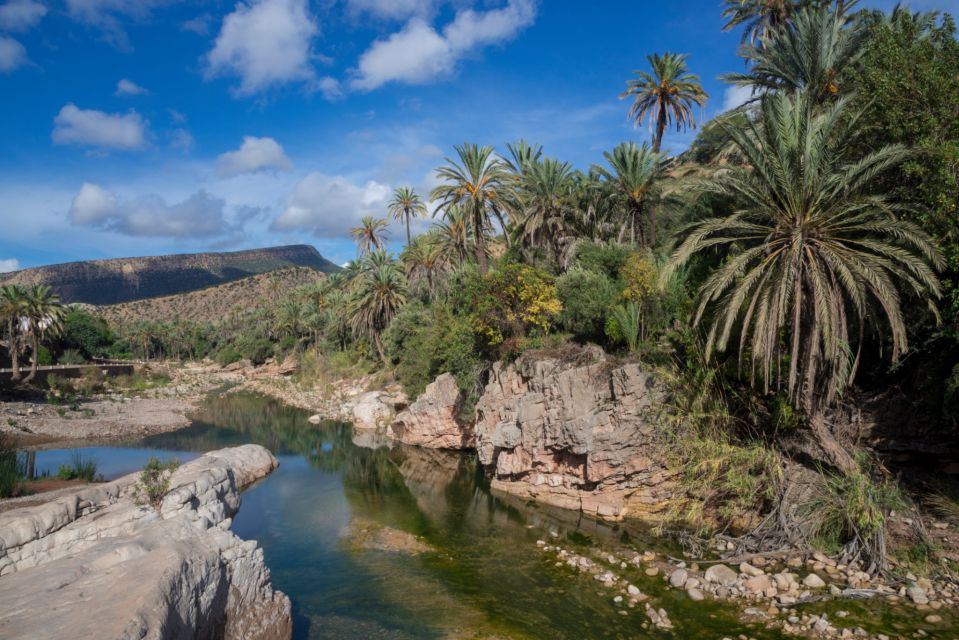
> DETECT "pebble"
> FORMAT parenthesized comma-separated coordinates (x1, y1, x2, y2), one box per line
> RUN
(686, 588, 705, 601)
(802, 573, 826, 589)
(669, 568, 688, 587)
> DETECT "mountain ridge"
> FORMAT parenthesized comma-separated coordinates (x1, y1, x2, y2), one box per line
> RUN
(0, 245, 339, 305)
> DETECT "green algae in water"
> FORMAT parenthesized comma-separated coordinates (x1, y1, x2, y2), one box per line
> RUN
(29, 392, 948, 639)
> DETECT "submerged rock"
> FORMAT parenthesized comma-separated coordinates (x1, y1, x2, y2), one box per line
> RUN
(0, 445, 291, 640)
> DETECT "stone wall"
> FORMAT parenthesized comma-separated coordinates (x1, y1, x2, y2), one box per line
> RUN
(0, 445, 291, 640)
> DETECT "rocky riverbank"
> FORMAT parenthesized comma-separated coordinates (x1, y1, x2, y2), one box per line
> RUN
(0, 444, 291, 640)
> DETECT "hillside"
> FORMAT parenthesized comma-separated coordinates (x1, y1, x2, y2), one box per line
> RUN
(97, 267, 325, 326)
(0, 245, 339, 305)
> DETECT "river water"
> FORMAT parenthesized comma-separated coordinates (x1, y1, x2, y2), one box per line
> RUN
(27, 392, 952, 639)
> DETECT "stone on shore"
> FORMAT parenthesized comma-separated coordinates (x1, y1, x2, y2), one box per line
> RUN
(388, 373, 474, 449)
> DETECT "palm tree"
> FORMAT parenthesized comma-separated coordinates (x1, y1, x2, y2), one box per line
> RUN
(723, 6, 866, 103)
(402, 235, 445, 298)
(0, 285, 27, 381)
(388, 187, 428, 245)
(22, 285, 65, 383)
(722, 0, 801, 43)
(514, 157, 577, 261)
(348, 254, 408, 364)
(504, 139, 543, 176)
(664, 91, 943, 473)
(351, 216, 389, 255)
(621, 53, 708, 153)
(592, 142, 666, 248)
(430, 143, 513, 274)
(435, 207, 474, 268)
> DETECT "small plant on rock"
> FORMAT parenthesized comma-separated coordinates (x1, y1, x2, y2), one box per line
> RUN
(133, 457, 180, 510)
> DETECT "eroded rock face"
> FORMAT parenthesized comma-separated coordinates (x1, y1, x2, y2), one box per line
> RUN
(473, 351, 674, 522)
(388, 373, 473, 449)
(0, 445, 291, 640)
(352, 390, 407, 430)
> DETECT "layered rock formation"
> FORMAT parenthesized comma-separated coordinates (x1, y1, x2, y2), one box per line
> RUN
(473, 353, 674, 521)
(386, 349, 675, 522)
(0, 445, 291, 640)
(388, 373, 473, 449)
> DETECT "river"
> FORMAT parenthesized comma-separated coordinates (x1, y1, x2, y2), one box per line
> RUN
(27, 392, 949, 639)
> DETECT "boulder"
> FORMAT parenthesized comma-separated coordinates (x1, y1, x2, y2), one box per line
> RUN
(744, 575, 772, 594)
(388, 374, 474, 449)
(802, 573, 827, 589)
(352, 390, 406, 430)
(669, 568, 689, 588)
(704, 564, 739, 587)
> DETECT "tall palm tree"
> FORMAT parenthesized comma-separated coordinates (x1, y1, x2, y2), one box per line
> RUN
(402, 235, 445, 299)
(592, 142, 666, 248)
(504, 140, 543, 176)
(388, 187, 428, 245)
(0, 285, 27, 381)
(664, 91, 943, 473)
(621, 53, 708, 153)
(430, 143, 513, 274)
(435, 207, 474, 268)
(514, 157, 577, 261)
(350, 216, 389, 255)
(348, 254, 408, 364)
(22, 285, 65, 383)
(723, 6, 866, 103)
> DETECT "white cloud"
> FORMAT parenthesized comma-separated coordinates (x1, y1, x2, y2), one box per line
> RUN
(181, 13, 211, 35)
(0, 258, 20, 273)
(206, 0, 319, 96)
(271, 172, 391, 237)
(351, 0, 536, 91)
(52, 104, 147, 150)
(0, 0, 46, 31)
(115, 78, 149, 96)
(216, 136, 293, 177)
(0, 35, 26, 72)
(346, 0, 436, 20)
(312, 75, 342, 100)
(168, 128, 194, 152)
(722, 85, 754, 112)
(65, 0, 178, 50)
(69, 182, 234, 238)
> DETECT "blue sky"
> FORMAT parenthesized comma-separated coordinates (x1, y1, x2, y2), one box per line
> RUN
(0, 0, 952, 270)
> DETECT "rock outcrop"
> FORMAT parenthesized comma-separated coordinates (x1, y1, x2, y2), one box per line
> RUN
(0, 445, 291, 640)
(352, 389, 407, 430)
(472, 350, 674, 522)
(388, 373, 473, 449)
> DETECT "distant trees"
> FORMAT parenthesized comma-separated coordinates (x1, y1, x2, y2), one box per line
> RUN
(592, 142, 666, 248)
(388, 187, 428, 245)
(351, 216, 389, 255)
(0, 285, 27, 380)
(620, 52, 708, 153)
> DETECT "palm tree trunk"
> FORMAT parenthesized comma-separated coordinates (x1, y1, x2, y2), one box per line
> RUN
(472, 205, 489, 275)
(374, 333, 388, 367)
(24, 331, 39, 383)
(647, 208, 657, 248)
(653, 104, 667, 153)
(7, 318, 21, 381)
(405, 214, 411, 246)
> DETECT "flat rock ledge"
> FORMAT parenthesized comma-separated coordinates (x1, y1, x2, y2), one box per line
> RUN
(0, 444, 292, 640)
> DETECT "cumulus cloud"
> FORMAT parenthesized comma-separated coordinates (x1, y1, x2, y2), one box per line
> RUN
(722, 85, 755, 112)
(0, 0, 46, 31)
(206, 0, 319, 96)
(216, 136, 293, 177)
(181, 12, 211, 35)
(52, 104, 147, 150)
(271, 172, 391, 237)
(0, 258, 20, 273)
(0, 35, 26, 72)
(115, 78, 149, 96)
(347, 0, 436, 20)
(351, 0, 536, 90)
(69, 182, 234, 238)
(168, 128, 194, 152)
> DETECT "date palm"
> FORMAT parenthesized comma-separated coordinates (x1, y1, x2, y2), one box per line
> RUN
(722, 0, 800, 43)
(388, 187, 428, 245)
(514, 157, 577, 261)
(0, 284, 27, 381)
(664, 91, 943, 473)
(22, 285, 65, 383)
(723, 6, 866, 103)
(431, 143, 513, 274)
(348, 253, 407, 364)
(351, 216, 389, 255)
(434, 207, 473, 267)
(592, 142, 666, 248)
(621, 53, 708, 153)
(402, 235, 445, 299)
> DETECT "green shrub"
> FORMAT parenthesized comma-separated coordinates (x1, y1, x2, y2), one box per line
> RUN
(56, 450, 99, 481)
(235, 333, 273, 365)
(37, 346, 53, 366)
(133, 457, 180, 509)
(0, 437, 24, 498)
(555, 268, 619, 343)
(58, 349, 86, 365)
(572, 241, 632, 280)
(215, 345, 242, 367)
(59, 309, 115, 359)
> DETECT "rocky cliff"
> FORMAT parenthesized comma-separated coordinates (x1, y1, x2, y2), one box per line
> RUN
(385, 348, 676, 522)
(0, 445, 291, 640)
(0, 244, 338, 305)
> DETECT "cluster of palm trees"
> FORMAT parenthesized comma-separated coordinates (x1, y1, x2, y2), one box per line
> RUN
(0, 284, 65, 383)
